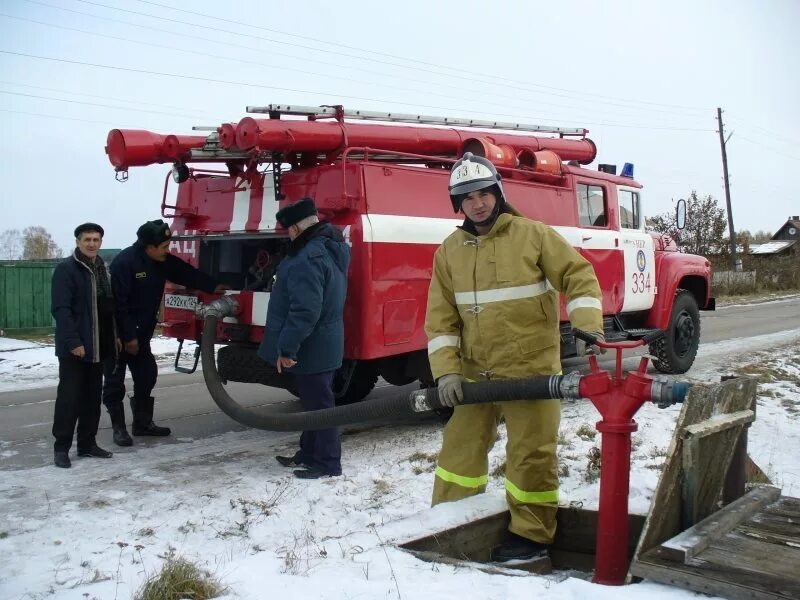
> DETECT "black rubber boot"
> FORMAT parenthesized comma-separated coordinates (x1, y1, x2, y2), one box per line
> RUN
(491, 533, 551, 562)
(132, 421, 171, 436)
(276, 452, 308, 468)
(77, 445, 113, 458)
(131, 396, 172, 436)
(293, 467, 341, 479)
(107, 404, 133, 447)
(54, 451, 71, 468)
(113, 427, 133, 446)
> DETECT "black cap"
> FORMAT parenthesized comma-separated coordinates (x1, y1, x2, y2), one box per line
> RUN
(74, 222, 104, 238)
(136, 219, 172, 246)
(276, 198, 317, 228)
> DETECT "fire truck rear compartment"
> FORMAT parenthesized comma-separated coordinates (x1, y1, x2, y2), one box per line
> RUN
(198, 235, 289, 292)
(195, 235, 385, 405)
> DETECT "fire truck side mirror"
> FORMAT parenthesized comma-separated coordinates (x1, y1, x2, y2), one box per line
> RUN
(676, 198, 687, 230)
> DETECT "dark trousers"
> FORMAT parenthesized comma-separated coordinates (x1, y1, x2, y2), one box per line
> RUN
(52, 356, 103, 452)
(102, 340, 158, 427)
(295, 371, 341, 474)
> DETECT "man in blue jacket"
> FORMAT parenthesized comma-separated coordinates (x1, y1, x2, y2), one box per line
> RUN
(51, 223, 117, 468)
(258, 198, 351, 479)
(103, 220, 227, 445)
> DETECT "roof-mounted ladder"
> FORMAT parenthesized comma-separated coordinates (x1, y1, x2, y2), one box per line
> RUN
(245, 104, 588, 137)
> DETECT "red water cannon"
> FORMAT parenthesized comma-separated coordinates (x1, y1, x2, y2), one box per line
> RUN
(104, 104, 600, 174)
(105, 129, 206, 171)
(231, 115, 597, 164)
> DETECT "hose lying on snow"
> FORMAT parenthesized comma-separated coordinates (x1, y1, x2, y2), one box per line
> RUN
(199, 297, 687, 432)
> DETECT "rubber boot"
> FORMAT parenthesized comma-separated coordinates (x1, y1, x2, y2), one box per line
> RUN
(107, 403, 133, 447)
(491, 532, 551, 562)
(131, 396, 171, 436)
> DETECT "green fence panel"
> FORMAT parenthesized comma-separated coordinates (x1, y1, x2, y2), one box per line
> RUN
(0, 261, 58, 330)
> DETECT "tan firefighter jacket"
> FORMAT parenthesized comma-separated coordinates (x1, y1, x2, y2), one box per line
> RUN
(426, 211, 603, 381)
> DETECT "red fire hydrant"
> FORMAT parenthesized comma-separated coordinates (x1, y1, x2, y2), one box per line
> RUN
(575, 332, 686, 585)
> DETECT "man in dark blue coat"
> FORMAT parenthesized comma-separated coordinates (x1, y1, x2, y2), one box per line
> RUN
(103, 220, 227, 445)
(258, 198, 351, 479)
(51, 223, 117, 468)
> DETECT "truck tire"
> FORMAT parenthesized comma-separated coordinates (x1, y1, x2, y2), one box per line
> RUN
(650, 289, 700, 374)
(217, 346, 379, 404)
(334, 367, 378, 405)
(217, 345, 298, 395)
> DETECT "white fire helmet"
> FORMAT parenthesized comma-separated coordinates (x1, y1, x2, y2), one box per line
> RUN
(448, 152, 505, 213)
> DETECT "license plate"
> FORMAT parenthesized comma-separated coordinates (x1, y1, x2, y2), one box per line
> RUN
(164, 294, 198, 311)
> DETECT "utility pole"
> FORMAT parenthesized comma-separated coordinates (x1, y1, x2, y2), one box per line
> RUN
(717, 107, 738, 270)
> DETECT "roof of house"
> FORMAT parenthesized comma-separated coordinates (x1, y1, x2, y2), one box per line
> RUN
(771, 217, 800, 239)
(750, 240, 797, 255)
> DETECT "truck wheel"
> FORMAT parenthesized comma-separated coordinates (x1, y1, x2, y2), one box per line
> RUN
(217, 345, 298, 394)
(650, 289, 700, 374)
(335, 368, 378, 405)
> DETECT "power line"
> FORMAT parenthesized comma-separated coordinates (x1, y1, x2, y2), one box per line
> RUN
(726, 115, 798, 146)
(0, 49, 716, 132)
(2, 12, 687, 125)
(0, 79, 206, 113)
(23, 0, 710, 117)
(15, 1, 710, 119)
(0, 90, 217, 120)
(128, 0, 711, 114)
(0, 107, 113, 125)
(735, 135, 800, 162)
(0, 11, 715, 128)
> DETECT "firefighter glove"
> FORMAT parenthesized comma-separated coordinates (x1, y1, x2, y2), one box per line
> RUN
(438, 373, 465, 407)
(576, 334, 607, 356)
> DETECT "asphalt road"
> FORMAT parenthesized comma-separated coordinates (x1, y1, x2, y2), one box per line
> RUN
(2, 295, 799, 471)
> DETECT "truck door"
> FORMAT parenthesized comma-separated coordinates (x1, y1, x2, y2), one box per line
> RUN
(556, 182, 624, 314)
(618, 187, 656, 311)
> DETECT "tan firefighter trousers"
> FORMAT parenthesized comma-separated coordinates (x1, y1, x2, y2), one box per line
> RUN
(432, 398, 560, 543)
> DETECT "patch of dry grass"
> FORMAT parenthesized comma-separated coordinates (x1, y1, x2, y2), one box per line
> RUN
(575, 424, 597, 441)
(557, 431, 574, 449)
(584, 447, 602, 483)
(408, 451, 437, 475)
(490, 461, 506, 478)
(135, 557, 226, 600)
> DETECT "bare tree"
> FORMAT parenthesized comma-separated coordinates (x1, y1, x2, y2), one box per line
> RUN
(22, 226, 62, 260)
(738, 229, 773, 244)
(0, 229, 23, 260)
(649, 192, 728, 256)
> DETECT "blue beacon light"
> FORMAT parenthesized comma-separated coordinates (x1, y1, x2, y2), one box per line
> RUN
(621, 163, 634, 178)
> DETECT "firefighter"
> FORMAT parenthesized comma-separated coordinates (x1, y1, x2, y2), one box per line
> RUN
(51, 223, 116, 468)
(259, 198, 351, 479)
(103, 220, 228, 445)
(425, 153, 604, 561)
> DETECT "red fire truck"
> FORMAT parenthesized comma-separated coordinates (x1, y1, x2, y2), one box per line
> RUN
(105, 104, 714, 404)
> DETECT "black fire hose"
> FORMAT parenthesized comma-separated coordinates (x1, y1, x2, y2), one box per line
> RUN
(199, 298, 686, 432)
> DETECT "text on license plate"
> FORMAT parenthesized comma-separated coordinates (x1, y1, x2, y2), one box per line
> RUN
(164, 294, 197, 311)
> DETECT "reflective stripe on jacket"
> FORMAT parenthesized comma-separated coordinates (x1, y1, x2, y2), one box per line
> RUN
(425, 212, 603, 381)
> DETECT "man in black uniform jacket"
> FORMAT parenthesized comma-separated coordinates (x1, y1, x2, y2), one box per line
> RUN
(103, 219, 228, 445)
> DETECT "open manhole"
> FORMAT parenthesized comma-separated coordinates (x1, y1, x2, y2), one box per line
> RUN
(400, 507, 645, 576)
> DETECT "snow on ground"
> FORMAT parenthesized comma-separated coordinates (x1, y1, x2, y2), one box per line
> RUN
(1, 330, 799, 599)
(0, 337, 197, 393)
(0, 337, 46, 352)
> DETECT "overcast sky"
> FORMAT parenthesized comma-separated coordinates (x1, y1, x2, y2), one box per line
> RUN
(1, 0, 798, 252)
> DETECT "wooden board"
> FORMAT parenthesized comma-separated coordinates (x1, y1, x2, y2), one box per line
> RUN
(632, 377, 758, 564)
(658, 486, 780, 562)
(633, 488, 800, 599)
(633, 546, 792, 600)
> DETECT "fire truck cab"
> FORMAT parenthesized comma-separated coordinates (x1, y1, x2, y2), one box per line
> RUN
(105, 104, 714, 404)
